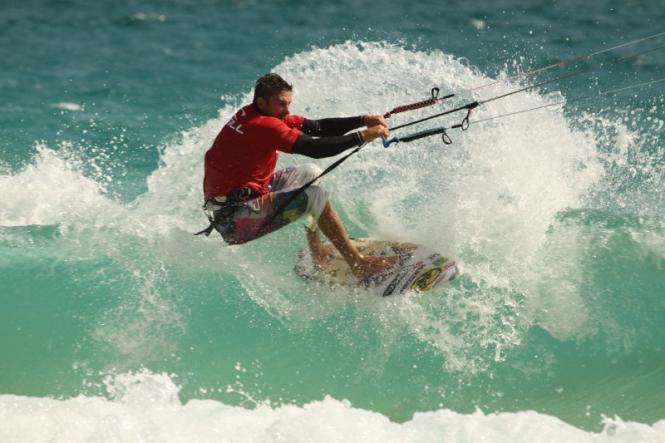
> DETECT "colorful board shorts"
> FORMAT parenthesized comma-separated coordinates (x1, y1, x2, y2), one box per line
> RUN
(209, 164, 329, 245)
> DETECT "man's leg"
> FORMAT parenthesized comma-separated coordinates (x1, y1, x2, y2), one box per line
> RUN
(305, 225, 336, 268)
(269, 164, 398, 278)
(314, 201, 398, 279)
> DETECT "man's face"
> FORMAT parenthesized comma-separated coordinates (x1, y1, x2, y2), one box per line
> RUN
(259, 90, 292, 119)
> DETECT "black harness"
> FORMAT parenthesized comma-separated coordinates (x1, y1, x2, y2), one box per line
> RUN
(194, 187, 259, 238)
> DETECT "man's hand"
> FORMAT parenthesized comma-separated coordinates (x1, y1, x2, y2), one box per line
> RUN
(362, 114, 388, 128)
(360, 125, 390, 143)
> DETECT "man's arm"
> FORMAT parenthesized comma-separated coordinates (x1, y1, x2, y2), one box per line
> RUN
(291, 133, 363, 159)
(301, 114, 388, 137)
(291, 125, 389, 159)
(301, 116, 364, 137)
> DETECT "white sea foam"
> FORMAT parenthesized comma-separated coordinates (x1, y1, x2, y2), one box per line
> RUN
(469, 18, 486, 30)
(0, 370, 662, 443)
(131, 12, 167, 22)
(0, 143, 116, 227)
(51, 102, 84, 112)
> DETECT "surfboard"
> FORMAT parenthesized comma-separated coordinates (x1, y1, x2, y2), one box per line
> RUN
(294, 238, 458, 296)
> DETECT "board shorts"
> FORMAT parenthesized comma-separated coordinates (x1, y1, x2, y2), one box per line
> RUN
(206, 164, 329, 245)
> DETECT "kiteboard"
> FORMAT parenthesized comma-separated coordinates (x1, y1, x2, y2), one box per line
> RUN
(294, 238, 458, 296)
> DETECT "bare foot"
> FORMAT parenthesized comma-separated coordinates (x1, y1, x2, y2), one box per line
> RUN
(310, 243, 337, 268)
(351, 254, 399, 279)
(306, 226, 336, 268)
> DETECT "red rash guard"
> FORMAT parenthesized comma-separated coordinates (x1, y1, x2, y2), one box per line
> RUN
(203, 104, 305, 199)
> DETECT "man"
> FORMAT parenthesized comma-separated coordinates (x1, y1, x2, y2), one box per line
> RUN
(201, 73, 398, 279)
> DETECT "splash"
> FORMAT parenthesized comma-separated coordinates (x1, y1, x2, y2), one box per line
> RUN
(0, 143, 115, 227)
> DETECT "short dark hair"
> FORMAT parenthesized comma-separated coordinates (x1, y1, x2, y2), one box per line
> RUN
(253, 73, 292, 104)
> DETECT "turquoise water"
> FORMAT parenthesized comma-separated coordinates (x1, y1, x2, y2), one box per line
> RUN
(1, 0, 664, 441)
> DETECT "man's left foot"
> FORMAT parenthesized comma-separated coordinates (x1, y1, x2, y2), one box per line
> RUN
(310, 243, 337, 268)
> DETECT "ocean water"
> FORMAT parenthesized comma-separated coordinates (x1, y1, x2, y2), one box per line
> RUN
(1, 0, 664, 441)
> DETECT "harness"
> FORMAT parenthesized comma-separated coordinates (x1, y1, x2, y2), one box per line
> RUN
(194, 187, 259, 238)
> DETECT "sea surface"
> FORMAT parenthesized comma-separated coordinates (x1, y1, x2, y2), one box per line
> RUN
(1, 0, 664, 441)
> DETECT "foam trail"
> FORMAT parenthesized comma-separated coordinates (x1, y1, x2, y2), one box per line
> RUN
(1, 371, 663, 443)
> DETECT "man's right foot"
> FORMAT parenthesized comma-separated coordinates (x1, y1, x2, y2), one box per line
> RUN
(351, 254, 399, 280)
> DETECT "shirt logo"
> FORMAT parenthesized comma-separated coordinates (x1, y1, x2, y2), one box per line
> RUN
(226, 108, 246, 135)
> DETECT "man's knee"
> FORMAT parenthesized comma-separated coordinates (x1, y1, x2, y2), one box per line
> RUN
(304, 184, 329, 220)
(299, 163, 324, 182)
